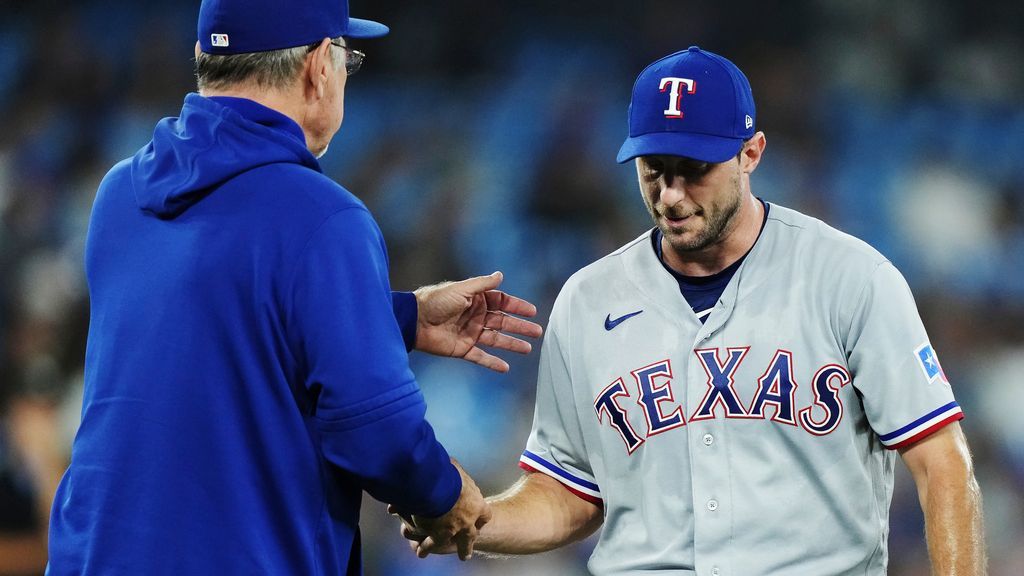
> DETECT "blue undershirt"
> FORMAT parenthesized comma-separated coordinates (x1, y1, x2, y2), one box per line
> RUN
(653, 200, 769, 323)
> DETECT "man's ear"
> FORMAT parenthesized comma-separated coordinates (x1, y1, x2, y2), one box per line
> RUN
(741, 131, 767, 174)
(306, 38, 332, 100)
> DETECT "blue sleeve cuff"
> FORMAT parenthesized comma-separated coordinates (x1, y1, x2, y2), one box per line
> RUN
(392, 291, 418, 352)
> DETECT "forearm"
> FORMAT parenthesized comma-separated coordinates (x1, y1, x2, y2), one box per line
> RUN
(474, 472, 602, 555)
(902, 424, 987, 575)
(918, 462, 986, 574)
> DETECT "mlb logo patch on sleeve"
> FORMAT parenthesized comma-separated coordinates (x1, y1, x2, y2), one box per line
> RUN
(915, 342, 947, 384)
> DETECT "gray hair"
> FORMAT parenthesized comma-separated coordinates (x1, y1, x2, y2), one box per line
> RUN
(195, 38, 344, 92)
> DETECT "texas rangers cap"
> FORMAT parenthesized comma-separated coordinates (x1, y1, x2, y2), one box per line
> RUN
(198, 0, 388, 55)
(617, 46, 756, 164)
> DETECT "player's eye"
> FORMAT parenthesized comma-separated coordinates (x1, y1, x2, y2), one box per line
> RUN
(644, 160, 664, 179)
(677, 160, 711, 183)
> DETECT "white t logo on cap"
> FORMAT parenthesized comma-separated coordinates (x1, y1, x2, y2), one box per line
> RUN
(660, 77, 696, 119)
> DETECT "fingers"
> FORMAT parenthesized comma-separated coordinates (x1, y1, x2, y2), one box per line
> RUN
(387, 504, 416, 527)
(401, 522, 426, 542)
(454, 529, 476, 561)
(418, 537, 437, 558)
(463, 346, 510, 373)
(455, 271, 504, 296)
(484, 289, 539, 319)
(477, 327, 533, 354)
(400, 461, 487, 561)
(483, 311, 543, 341)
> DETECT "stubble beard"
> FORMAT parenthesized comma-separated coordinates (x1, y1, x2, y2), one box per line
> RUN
(655, 174, 744, 255)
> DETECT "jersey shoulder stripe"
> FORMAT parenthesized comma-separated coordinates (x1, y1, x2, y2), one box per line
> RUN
(519, 450, 602, 505)
(877, 401, 964, 449)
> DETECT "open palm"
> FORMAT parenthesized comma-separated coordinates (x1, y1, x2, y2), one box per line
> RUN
(414, 272, 543, 373)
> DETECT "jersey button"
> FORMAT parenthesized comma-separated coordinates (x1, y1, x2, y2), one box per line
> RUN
(707, 499, 719, 511)
(702, 433, 714, 446)
(711, 568, 721, 576)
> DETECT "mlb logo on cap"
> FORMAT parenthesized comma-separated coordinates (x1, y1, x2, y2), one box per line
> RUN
(198, 0, 389, 55)
(617, 46, 756, 164)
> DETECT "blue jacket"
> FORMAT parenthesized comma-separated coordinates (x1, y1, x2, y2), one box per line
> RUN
(48, 94, 460, 575)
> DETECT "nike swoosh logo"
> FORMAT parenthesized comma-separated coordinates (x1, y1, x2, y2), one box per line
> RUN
(605, 310, 644, 331)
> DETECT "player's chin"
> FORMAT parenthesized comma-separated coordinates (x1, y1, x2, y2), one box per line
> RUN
(662, 227, 712, 253)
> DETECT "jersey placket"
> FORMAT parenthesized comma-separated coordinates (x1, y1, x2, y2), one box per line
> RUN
(687, 273, 743, 576)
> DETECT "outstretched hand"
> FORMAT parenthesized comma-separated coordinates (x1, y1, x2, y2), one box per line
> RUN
(413, 271, 543, 373)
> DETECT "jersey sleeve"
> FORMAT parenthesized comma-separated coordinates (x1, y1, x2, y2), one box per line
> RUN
(844, 261, 963, 450)
(288, 207, 460, 517)
(519, 292, 602, 506)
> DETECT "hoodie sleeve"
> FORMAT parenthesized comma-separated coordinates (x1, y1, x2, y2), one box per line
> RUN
(287, 206, 460, 517)
(391, 291, 418, 352)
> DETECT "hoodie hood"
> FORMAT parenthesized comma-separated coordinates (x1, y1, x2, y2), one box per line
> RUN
(131, 93, 321, 219)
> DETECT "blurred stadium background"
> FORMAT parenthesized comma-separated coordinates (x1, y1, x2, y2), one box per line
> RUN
(1, 0, 1023, 574)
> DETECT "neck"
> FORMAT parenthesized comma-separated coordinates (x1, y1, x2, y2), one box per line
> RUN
(200, 86, 318, 152)
(661, 192, 763, 277)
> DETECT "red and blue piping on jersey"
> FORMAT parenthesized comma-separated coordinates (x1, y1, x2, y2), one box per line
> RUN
(519, 450, 603, 506)
(878, 401, 963, 450)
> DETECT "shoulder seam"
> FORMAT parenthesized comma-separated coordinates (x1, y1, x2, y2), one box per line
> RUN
(765, 214, 804, 230)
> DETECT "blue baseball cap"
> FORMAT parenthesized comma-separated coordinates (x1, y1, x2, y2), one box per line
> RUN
(617, 46, 755, 164)
(198, 0, 388, 55)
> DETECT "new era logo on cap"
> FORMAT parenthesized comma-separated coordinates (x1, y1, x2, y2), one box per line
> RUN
(617, 46, 756, 164)
(211, 33, 229, 47)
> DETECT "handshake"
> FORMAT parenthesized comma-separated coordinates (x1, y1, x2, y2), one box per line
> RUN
(388, 459, 491, 561)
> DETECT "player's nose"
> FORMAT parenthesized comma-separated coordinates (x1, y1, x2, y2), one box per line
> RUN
(660, 177, 689, 205)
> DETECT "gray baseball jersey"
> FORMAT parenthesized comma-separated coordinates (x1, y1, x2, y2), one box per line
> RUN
(519, 203, 961, 576)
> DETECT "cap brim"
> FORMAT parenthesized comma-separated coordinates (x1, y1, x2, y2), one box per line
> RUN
(346, 17, 389, 39)
(616, 132, 743, 164)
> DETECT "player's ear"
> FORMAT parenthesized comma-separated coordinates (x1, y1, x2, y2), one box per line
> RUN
(305, 38, 332, 100)
(740, 131, 766, 174)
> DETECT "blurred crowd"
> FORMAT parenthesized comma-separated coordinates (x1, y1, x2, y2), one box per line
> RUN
(1, 0, 1023, 574)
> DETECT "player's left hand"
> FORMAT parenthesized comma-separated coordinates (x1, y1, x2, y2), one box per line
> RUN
(414, 271, 543, 373)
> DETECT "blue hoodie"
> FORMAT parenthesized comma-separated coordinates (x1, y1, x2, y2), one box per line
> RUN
(48, 94, 460, 575)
